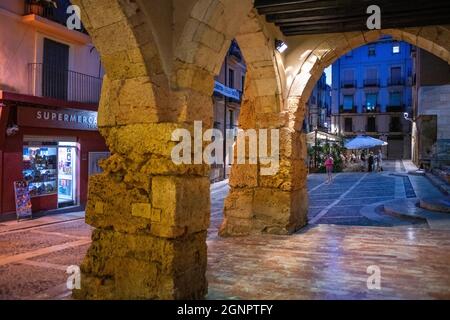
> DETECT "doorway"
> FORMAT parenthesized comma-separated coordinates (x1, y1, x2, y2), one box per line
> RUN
(57, 142, 77, 208)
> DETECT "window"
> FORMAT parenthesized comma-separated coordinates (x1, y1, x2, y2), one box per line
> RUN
(368, 45, 376, 57)
(365, 68, 378, 86)
(344, 118, 353, 132)
(343, 69, 354, 81)
(228, 68, 234, 88)
(366, 93, 377, 110)
(42, 38, 69, 100)
(390, 67, 401, 79)
(228, 109, 234, 129)
(367, 117, 376, 132)
(241, 75, 245, 91)
(393, 43, 400, 54)
(342, 69, 355, 88)
(343, 95, 354, 110)
(389, 92, 402, 106)
(390, 117, 402, 132)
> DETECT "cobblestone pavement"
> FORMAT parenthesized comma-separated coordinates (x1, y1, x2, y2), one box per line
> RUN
(1, 161, 449, 299)
(307, 160, 444, 226)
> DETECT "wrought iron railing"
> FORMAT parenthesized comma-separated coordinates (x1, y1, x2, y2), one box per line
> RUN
(363, 79, 380, 87)
(341, 80, 357, 88)
(386, 105, 405, 112)
(28, 63, 102, 104)
(339, 105, 357, 113)
(388, 77, 405, 86)
(24, 0, 88, 33)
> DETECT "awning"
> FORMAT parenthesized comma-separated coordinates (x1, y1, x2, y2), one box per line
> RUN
(344, 135, 388, 150)
(214, 81, 241, 100)
(306, 130, 341, 144)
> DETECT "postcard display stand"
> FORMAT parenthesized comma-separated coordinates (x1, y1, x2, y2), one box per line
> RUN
(14, 181, 33, 221)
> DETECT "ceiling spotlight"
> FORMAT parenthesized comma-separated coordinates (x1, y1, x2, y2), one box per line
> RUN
(275, 39, 288, 53)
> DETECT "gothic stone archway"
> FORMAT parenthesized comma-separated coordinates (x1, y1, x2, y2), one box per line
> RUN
(71, 0, 450, 300)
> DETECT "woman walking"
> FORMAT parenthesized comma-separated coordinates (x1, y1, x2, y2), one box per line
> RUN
(324, 154, 334, 184)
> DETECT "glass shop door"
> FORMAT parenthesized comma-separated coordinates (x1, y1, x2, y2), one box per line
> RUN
(57, 142, 78, 208)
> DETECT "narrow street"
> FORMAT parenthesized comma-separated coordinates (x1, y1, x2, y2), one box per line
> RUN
(1, 160, 449, 300)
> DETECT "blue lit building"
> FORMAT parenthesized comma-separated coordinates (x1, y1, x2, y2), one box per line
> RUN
(305, 72, 332, 133)
(331, 36, 413, 159)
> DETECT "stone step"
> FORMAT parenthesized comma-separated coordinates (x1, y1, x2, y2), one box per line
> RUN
(425, 172, 450, 196)
(420, 197, 450, 214)
(383, 198, 450, 230)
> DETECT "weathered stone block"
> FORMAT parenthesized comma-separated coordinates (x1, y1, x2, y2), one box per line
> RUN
(75, 229, 207, 299)
(85, 173, 152, 234)
(228, 164, 258, 188)
(223, 188, 254, 219)
(151, 176, 210, 236)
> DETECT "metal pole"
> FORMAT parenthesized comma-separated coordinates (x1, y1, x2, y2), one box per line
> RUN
(314, 128, 318, 168)
(223, 56, 228, 180)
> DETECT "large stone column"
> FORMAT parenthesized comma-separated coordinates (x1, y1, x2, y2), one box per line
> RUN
(74, 71, 214, 299)
(220, 95, 309, 236)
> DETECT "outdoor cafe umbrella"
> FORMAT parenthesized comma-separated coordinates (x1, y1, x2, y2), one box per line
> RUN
(344, 135, 388, 150)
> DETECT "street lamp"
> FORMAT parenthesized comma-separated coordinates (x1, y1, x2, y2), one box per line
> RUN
(314, 125, 318, 168)
(275, 40, 288, 53)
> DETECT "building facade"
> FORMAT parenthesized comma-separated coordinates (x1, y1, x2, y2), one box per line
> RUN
(210, 40, 246, 182)
(305, 72, 331, 133)
(0, 0, 108, 215)
(331, 36, 413, 159)
(412, 48, 450, 169)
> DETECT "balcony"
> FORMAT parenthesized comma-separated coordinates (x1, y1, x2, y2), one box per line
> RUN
(339, 105, 357, 113)
(386, 105, 405, 112)
(365, 125, 378, 133)
(341, 80, 356, 89)
(389, 124, 403, 133)
(363, 105, 380, 113)
(344, 126, 354, 133)
(363, 79, 379, 87)
(24, 0, 88, 34)
(388, 77, 405, 86)
(28, 63, 102, 104)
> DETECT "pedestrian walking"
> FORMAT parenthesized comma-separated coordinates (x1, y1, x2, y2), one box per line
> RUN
(324, 154, 334, 184)
(377, 149, 383, 172)
(360, 152, 366, 172)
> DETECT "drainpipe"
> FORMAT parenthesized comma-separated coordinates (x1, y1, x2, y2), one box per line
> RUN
(223, 56, 228, 180)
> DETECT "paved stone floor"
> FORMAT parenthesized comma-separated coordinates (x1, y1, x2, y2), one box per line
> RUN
(1, 160, 450, 299)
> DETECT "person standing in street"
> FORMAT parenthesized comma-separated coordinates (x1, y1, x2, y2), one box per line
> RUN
(324, 154, 334, 184)
(368, 152, 374, 172)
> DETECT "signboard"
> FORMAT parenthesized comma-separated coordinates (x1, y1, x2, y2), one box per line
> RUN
(14, 181, 33, 221)
(214, 81, 241, 100)
(18, 106, 98, 131)
(88, 152, 111, 175)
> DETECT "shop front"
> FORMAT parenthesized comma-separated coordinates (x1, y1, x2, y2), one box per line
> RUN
(0, 94, 109, 215)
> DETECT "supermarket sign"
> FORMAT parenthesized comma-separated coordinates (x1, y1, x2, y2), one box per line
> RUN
(18, 106, 98, 131)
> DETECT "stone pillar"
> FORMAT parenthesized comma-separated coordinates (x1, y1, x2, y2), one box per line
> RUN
(220, 96, 309, 236)
(74, 72, 213, 299)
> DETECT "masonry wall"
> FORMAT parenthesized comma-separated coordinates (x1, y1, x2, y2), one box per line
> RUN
(418, 85, 450, 166)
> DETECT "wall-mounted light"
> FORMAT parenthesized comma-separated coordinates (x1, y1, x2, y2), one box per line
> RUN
(404, 112, 413, 123)
(6, 124, 19, 137)
(275, 39, 288, 53)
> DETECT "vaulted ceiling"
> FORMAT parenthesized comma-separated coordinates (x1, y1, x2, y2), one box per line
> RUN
(254, 0, 450, 36)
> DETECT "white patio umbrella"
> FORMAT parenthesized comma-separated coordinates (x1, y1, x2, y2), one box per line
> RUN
(344, 135, 388, 150)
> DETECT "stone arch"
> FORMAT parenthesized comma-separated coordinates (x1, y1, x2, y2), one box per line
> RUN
(170, 0, 308, 236)
(71, 0, 450, 300)
(286, 26, 450, 124)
